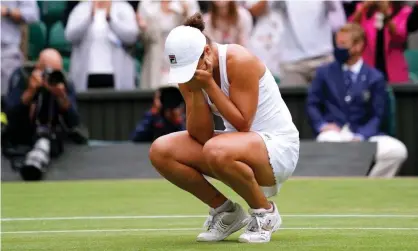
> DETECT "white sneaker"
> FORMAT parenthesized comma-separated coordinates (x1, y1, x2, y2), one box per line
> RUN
(196, 202, 250, 242)
(238, 202, 282, 243)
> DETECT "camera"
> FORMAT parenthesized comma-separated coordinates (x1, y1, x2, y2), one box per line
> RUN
(42, 68, 66, 87)
(33, 68, 67, 101)
(19, 68, 66, 181)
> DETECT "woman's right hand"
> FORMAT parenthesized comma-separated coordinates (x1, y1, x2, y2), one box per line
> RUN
(92, 1, 111, 17)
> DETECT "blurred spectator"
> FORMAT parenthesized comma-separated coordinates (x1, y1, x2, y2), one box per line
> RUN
(350, 1, 412, 83)
(407, 1, 418, 33)
(2, 49, 87, 181)
(65, 0, 139, 91)
(137, 0, 199, 90)
(131, 86, 185, 142)
(64, 1, 141, 27)
(128, 1, 141, 11)
(198, 0, 211, 14)
(203, 1, 253, 46)
(307, 23, 407, 178)
(342, 0, 360, 18)
(1, 98, 8, 136)
(1, 0, 39, 95)
(63, 1, 79, 27)
(276, 1, 338, 86)
(243, 1, 282, 77)
(329, 0, 348, 33)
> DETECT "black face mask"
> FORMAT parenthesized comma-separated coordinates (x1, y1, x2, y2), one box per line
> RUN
(333, 47, 350, 64)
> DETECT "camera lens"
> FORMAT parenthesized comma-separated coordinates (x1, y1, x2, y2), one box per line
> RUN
(21, 138, 51, 181)
(20, 165, 44, 181)
(44, 69, 65, 86)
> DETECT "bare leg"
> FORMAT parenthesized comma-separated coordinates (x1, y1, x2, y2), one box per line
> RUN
(203, 132, 275, 210)
(149, 131, 227, 209)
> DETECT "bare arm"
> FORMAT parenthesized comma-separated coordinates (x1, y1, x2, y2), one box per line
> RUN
(204, 53, 259, 132)
(178, 84, 214, 145)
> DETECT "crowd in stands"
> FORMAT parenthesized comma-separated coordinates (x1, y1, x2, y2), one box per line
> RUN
(1, 0, 418, 94)
(1, 0, 417, 180)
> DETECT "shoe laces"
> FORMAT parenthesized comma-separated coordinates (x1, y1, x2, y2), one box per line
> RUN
(203, 215, 214, 229)
(245, 212, 265, 233)
(204, 211, 232, 233)
(203, 213, 221, 232)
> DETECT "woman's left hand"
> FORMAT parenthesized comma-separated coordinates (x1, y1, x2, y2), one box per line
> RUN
(193, 58, 214, 90)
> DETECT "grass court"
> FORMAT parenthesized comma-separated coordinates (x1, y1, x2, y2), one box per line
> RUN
(2, 178, 418, 250)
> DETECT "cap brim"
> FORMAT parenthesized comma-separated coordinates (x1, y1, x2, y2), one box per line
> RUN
(167, 58, 200, 84)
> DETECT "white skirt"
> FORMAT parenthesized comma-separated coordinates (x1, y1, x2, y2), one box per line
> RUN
(215, 130, 300, 197)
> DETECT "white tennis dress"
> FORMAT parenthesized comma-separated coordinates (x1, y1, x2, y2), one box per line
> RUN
(204, 44, 300, 197)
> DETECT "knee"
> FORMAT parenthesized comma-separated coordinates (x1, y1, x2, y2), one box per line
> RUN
(202, 141, 233, 172)
(149, 136, 173, 168)
(375, 137, 408, 162)
(391, 143, 408, 162)
(202, 141, 256, 181)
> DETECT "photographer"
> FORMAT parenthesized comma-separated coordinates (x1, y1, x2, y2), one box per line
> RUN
(131, 86, 185, 142)
(2, 49, 87, 181)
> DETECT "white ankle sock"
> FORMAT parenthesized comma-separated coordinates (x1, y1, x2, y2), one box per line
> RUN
(266, 202, 274, 213)
(252, 202, 274, 213)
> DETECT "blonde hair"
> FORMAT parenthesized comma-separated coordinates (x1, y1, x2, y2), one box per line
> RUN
(339, 23, 366, 45)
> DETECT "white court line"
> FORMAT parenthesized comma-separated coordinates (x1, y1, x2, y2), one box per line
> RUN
(2, 214, 418, 222)
(2, 227, 418, 235)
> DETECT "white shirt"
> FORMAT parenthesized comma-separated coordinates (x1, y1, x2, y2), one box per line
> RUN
(279, 1, 335, 63)
(343, 58, 364, 82)
(88, 9, 114, 74)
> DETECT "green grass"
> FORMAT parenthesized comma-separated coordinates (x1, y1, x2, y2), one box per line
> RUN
(2, 178, 418, 250)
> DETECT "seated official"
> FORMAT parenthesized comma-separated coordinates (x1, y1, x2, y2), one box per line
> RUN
(2, 49, 88, 181)
(131, 86, 185, 142)
(306, 23, 407, 178)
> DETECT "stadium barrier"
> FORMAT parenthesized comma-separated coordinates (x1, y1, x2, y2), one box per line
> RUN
(75, 84, 418, 176)
(1, 141, 377, 181)
(1, 85, 416, 176)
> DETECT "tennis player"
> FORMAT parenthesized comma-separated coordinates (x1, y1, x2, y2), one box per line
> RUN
(149, 13, 299, 243)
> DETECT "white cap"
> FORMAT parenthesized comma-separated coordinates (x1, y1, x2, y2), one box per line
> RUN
(165, 25, 206, 84)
